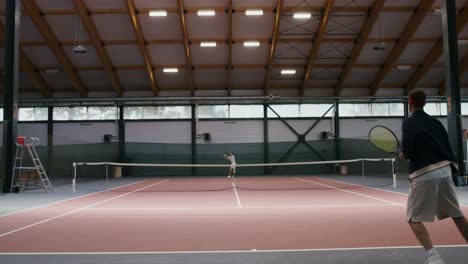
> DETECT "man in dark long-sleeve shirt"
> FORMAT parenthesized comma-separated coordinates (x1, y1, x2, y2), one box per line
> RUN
(401, 90, 468, 264)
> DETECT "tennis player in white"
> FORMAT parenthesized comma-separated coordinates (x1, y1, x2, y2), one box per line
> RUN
(224, 152, 236, 178)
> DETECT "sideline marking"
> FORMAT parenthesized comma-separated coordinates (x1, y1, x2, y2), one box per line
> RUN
(0, 180, 150, 218)
(294, 177, 405, 207)
(0, 180, 169, 238)
(0, 245, 467, 255)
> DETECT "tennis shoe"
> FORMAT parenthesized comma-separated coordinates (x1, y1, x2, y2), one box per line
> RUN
(425, 254, 445, 264)
(227, 176, 231, 178)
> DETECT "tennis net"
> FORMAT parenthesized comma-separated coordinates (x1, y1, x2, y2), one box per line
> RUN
(72, 158, 397, 192)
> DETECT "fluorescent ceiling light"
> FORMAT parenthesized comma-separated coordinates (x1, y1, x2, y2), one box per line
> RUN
(244, 41, 260, 47)
(293, 12, 312, 19)
(149, 10, 167, 17)
(198, 9, 216, 16)
(281, 69, 296, 75)
(396, 65, 412, 71)
(163, 68, 178, 73)
(200, 41, 217, 47)
(245, 9, 263, 16)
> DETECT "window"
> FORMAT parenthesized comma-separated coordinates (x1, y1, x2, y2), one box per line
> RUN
(0, 108, 3, 121)
(124, 106, 190, 120)
(124, 106, 142, 120)
(339, 104, 355, 117)
(440, 103, 447, 116)
(389, 103, 404, 116)
(300, 104, 333, 117)
(88, 106, 117, 120)
(69, 107, 87, 120)
(141, 106, 159, 119)
(340, 103, 404, 117)
(53, 107, 71, 120)
(268, 104, 300, 118)
(197, 105, 228, 118)
(53, 106, 117, 121)
(462, 103, 468, 115)
(425, 103, 441, 116)
(159, 106, 190, 119)
(354, 104, 371, 116)
(371, 103, 389, 116)
(19, 107, 48, 121)
(229, 105, 264, 118)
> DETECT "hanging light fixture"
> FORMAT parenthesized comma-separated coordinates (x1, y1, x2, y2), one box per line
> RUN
(73, 15, 87, 54)
(372, 16, 385, 51)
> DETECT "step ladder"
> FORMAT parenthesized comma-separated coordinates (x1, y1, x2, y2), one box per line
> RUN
(12, 136, 53, 193)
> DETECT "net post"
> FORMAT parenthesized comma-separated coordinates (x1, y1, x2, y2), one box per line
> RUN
(361, 159, 365, 180)
(72, 162, 76, 192)
(105, 163, 109, 186)
(392, 158, 397, 188)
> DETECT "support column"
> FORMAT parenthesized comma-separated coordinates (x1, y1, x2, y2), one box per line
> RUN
(403, 100, 409, 120)
(263, 104, 269, 174)
(191, 104, 197, 176)
(47, 106, 53, 179)
(442, 0, 464, 175)
(118, 105, 125, 163)
(334, 101, 340, 161)
(1, 0, 20, 193)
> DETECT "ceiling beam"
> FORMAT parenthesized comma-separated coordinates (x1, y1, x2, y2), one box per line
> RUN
(28, 62, 444, 72)
(177, 0, 196, 95)
(227, 0, 233, 95)
(263, 0, 283, 95)
(20, 81, 468, 93)
(300, 0, 335, 96)
(335, 0, 385, 96)
(3, 6, 429, 16)
(11, 37, 456, 47)
(73, 0, 123, 97)
(126, 0, 159, 96)
(18, 51, 50, 97)
(369, 0, 436, 96)
(406, 2, 468, 95)
(21, 0, 87, 97)
(0, 22, 49, 97)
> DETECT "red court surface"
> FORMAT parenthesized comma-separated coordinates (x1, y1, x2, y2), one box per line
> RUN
(0, 177, 467, 253)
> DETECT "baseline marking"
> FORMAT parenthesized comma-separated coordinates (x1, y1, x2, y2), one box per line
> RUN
(0, 245, 467, 255)
(0, 180, 169, 239)
(294, 177, 405, 207)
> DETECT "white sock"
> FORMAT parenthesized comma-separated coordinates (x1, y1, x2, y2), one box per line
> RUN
(427, 248, 438, 257)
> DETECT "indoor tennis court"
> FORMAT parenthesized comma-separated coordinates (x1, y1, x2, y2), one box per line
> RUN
(1, 0, 468, 264)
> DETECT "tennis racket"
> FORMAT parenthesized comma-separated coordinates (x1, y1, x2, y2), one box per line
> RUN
(369, 125, 401, 155)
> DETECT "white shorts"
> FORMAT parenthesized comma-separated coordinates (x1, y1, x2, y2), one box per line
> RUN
(407, 177, 463, 222)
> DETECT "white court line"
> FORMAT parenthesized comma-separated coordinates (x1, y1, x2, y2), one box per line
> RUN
(294, 177, 405, 207)
(315, 177, 408, 196)
(232, 181, 242, 208)
(0, 180, 169, 239)
(83, 204, 397, 211)
(0, 244, 466, 255)
(0, 180, 150, 218)
(318, 177, 468, 207)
